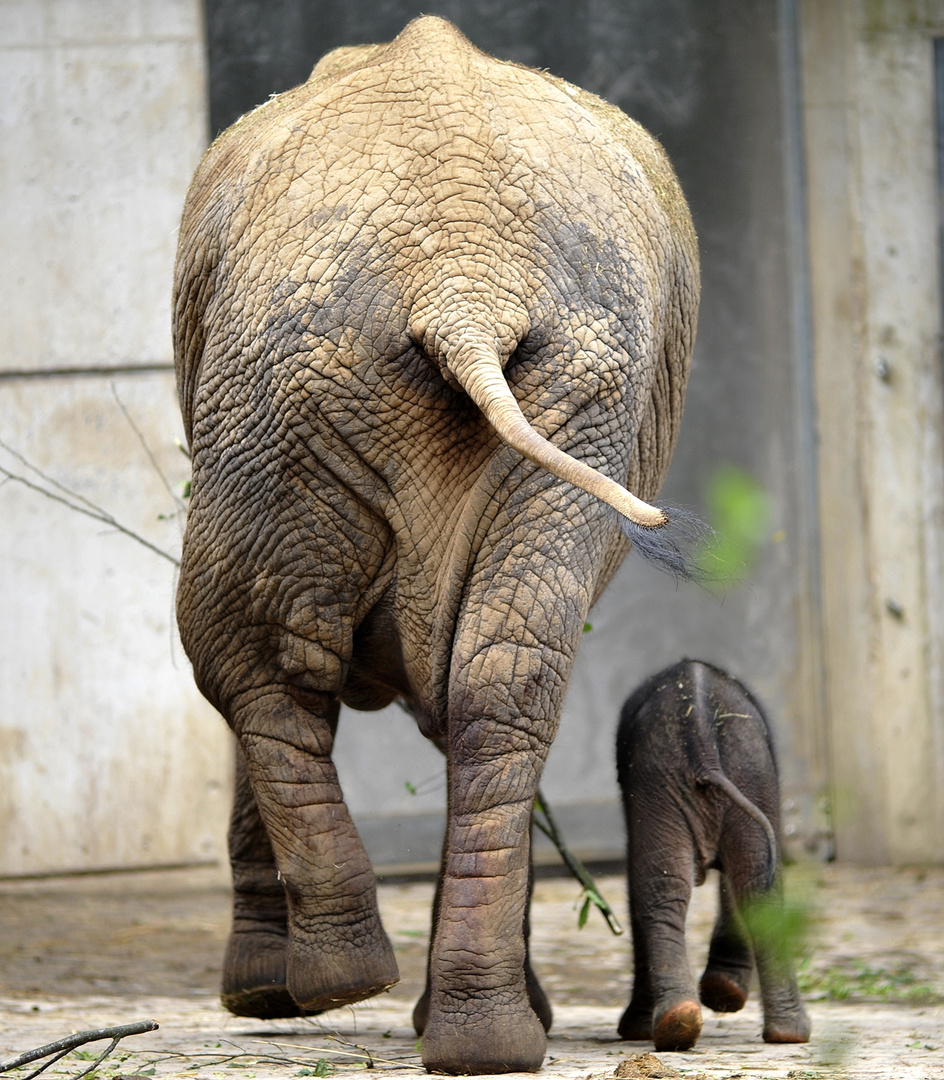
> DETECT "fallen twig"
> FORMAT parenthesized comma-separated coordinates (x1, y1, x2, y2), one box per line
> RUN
(142, 1032, 425, 1073)
(0, 1021, 159, 1078)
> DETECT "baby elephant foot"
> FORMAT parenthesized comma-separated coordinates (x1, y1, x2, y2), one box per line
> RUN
(700, 968, 750, 1013)
(222, 922, 305, 1019)
(617, 1002, 654, 1041)
(652, 999, 703, 1052)
(763, 1006, 812, 1044)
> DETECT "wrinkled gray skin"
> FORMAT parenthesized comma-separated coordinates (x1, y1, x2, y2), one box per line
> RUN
(173, 16, 698, 1075)
(616, 660, 811, 1052)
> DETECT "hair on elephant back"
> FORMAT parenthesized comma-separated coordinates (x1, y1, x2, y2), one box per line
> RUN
(616, 659, 811, 1052)
(173, 15, 700, 1075)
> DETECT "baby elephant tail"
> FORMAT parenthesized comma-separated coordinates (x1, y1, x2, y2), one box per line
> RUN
(700, 768, 778, 890)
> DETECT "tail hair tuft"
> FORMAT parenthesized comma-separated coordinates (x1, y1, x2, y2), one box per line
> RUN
(616, 504, 713, 582)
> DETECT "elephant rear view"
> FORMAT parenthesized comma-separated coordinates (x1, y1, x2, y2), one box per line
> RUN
(173, 16, 699, 1075)
(616, 659, 811, 1052)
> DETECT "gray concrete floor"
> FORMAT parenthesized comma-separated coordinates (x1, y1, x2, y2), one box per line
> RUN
(1, 865, 942, 1079)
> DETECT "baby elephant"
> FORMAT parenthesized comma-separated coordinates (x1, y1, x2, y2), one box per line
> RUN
(616, 659, 810, 1051)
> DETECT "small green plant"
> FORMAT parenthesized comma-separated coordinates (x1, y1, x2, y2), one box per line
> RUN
(738, 889, 813, 973)
(797, 959, 943, 1005)
(294, 1061, 331, 1078)
(575, 882, 612, 929)
(532, 790, 623, 935)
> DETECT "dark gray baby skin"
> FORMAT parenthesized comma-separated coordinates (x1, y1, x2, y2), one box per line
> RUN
(616, 659, 811, 1051)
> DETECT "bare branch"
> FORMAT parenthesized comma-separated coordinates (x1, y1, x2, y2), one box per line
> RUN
(0, 1021, 159, 1075)
(0, 445, 180, 567)
(110, 383, 186, 512)
(0, 438, 115, 521)
(144, 1036, 424, 1073)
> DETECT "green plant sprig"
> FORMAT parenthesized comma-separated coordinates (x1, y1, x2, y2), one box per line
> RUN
(532, 789, 623, 935)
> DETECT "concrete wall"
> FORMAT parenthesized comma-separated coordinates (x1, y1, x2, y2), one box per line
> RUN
(6, 0, 943, 877)
(0, 0, 233, 877)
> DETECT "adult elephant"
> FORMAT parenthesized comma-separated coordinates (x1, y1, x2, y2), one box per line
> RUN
(173, 16, 699, 1075)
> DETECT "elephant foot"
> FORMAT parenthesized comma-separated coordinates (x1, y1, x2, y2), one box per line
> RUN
(763, 1007, 812, 1044)
(222, 923, 308, 1019)
(699, 969, 749, 1013)
(652, 999, 702, 1052)
(617, 1002, 653, 1041)
(286, 928, 399, 1012)
(412, 963, 552, 1036)
(421, 998, 547, 1075)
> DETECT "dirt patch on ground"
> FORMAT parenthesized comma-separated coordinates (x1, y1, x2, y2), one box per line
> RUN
(1, 863, 942, 1078)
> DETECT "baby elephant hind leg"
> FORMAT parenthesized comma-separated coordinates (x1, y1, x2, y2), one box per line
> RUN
(621, 846, 702, 1052)
(231, 689, 399, 1013)
(724, 856, 811, 1044)
(750, 886, 812, 1044)
(699, 873, 754, 1014)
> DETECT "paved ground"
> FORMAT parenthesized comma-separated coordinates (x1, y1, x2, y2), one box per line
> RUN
(0, 864, 942, 1079)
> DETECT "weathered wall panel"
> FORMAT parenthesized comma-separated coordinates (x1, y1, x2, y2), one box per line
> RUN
(801, 0, 944, 863)
(0, 374, 232, 876)
(0, 0, 230, 877)
(0, 0, 207, 373)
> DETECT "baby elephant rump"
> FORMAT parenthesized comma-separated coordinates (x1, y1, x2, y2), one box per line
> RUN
(616, 659, 810, 1051)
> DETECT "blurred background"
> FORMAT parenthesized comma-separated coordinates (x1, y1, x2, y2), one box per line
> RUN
(2, 0, 943, 882)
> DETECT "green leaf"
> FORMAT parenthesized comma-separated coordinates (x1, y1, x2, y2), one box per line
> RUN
(695, 465, 772, 583)
(577, 894, 591, 929)
(404, 781, 417, 795)
(583, 622, 593, 633)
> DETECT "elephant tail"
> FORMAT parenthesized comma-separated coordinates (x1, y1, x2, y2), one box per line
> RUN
(444, 342, 708, 579)
(701, 768, 779, 889)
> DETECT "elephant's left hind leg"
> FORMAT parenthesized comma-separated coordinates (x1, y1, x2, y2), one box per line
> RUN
(221, 741, 303, 1018)
(231, 688, 399, 1014)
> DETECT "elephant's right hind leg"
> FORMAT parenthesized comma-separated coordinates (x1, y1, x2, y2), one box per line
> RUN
(699, 874, 753, 1014)
(222, 740, 302, 1019)
(413, 826, 553, 1037)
